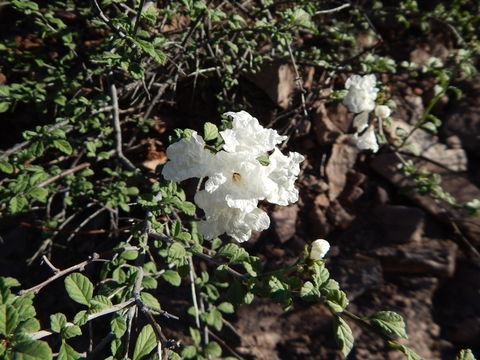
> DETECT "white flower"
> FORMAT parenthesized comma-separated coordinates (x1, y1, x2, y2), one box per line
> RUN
(203, 152, 273, 212)
(310, 239, 330, 260)
(162, 132, 214, 182)
(265, 148, 304, 206)
(161, 111, 304, 243)
(375, 105, 391, 119)
(221, 110, 287, 155)
(195, 190, 270, 242)
(343, 74, 378, 113)
(354, 126, 379, 153)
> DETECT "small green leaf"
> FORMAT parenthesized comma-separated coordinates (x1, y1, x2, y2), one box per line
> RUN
(120, 250, 138, 260)
(52, 139, 73, 155)
(0, 277, 21, 289)
(181, 345, 197, 358)
(326, 290, 348, 313)
(189, 327, 201, 346)
(16, 304, 36, 321)
(421, 122, 438, 134)
(9, 196, 28, 214)
(10, 340, 53, 360)
(369, 311, 407, 339)
(29, 187, 49, 202)
(17, 318, 40, 333)
(62, 324, 82, 339)
(0, 102, 10, 113)
(73, 310, 88, 326)
(64, 273, 94, 306)
(388, 341, 424, 360)
(142, 276, 157, 289)
(111, 315, 127, 338)
(217, 302, 234, 314)
(168, 243, 186, 261)
(300, 281, 320, 301)
(203, 122, 219, 141)
(162, 270, 181, 286)
(133, 324, 157, 360)
(205, 341, 222, 357)
(50, 313, 67, 333)
(256, 154, 270, 166)
(178, 201, 196, 216)
(0, 304, 19, 335)
(0, 161, 14, 174)
(57, 341, 82, 360)
(90, 295, 113, 311)
(334, 316, 354, 357)
(216, 243, 239, 258)
(140, 292, 161, 312)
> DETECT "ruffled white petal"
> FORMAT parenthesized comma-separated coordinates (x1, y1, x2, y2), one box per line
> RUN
(354, 127, 379, 153)
(162, 132, 214, 182)
(221, 111, 287, 155)
(265, 149, 304, 206)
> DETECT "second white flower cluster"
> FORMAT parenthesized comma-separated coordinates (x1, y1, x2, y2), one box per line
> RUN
(162, 111, 304, 243)
(343, 74, 392, 153)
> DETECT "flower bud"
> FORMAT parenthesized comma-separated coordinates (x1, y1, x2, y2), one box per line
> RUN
(374, 105, 391, 119)
(310, 239, 330, 260)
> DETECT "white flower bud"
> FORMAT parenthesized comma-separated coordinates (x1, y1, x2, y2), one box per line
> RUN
(374, 105, 391, 119)
(310, 239, 330, 260)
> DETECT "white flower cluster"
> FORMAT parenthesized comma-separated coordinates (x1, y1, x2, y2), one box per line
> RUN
(162, 111, 304, 243)
(343, 74, 392, 153)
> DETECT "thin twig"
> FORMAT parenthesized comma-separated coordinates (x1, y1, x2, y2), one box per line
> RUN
(109, 82, 136, 171)
(41, 255, 60, 273)
(189, 256, 201, 328)
(315, 2, 351, 15)
(137, 300, 179, 320)
(207, 328, 247, 360)
(19, 253, 100, 295)
(66, 207, 108, 243)
(38, 162, 91, 188)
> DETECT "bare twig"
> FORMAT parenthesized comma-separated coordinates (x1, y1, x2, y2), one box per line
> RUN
(315, 2, 351, 15)
(66, 207, 108, 243)
(19, 253, 101, 295)
(207, 328, 247, 360)
(137, 301, 179, 320)
(189, 256, 201, 328)
(41, 255, 60, 273)
(38, 162, 91, 188)
(109, 82, 136, 171)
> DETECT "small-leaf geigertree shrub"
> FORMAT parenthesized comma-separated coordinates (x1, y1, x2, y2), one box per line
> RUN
(0, 0, 479, 359)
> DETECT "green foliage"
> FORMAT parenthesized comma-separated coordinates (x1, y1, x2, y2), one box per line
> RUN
(64, 273, 94, 306)
(334, 316, 354, 357)
(369, 311, 408, 339)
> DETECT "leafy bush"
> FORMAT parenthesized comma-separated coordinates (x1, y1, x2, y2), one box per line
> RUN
(0, 0, 478, 359)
